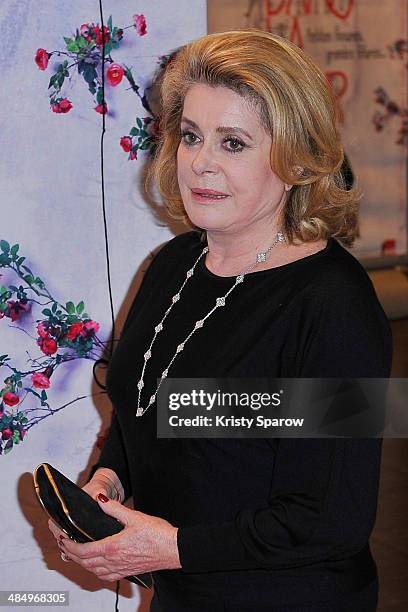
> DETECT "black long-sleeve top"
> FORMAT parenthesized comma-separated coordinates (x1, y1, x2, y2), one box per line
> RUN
(96, 231, 392, 608)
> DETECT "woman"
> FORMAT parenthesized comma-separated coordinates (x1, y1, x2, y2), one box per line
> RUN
(49, 30, 392, 611)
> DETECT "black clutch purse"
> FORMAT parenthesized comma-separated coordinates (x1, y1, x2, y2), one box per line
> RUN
(33, 463, 153, 589)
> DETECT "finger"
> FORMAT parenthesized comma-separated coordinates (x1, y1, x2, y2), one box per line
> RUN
(60, 537, 105, 559)
(48, 519, 66, 540)
(97, 571, 123, 583)
(60, 551, 71, 563)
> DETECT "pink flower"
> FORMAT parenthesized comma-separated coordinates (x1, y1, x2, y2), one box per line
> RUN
(120, 136, 133, 152)
(1, 428, 13, 440)
(31, 372, 51, 389)
(129, 150, 138, 161)
(38, 337, 58, 355)
(3, 392, 19, 407)
(133, 14, 147, 36)
(95, 103, 108, 114)
(35, 48, 49, 71)
(37, 322, 49, 338)
(82, 320, 100, 335)
(107, 63, 124, 87)
(80, 23, 90, 38)
(66, 321, 84, 341)
(19, 428, 27, 440)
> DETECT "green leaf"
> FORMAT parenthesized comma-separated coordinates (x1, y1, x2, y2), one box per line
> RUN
(10, 244, 19, 257)
(64, 36, 72, 45)
(67, 40, 79, 53)
(65, 301, 75, 314)
(96, 87, 104, 105)
(4, 439, 13, 454)
(0, 240, 10, 253)
(82, 313, 89, 319)
(130, 127, 139, 136)
(77, 36, 87, 49)
(52, 302, 58, 313)
(82, 64, 97, 85)
(76, 301, 84, 314)
(41, 390, 47, 401)
(16, 257, 25, 266)
(103, 40, 113, 56)
(107, 15, 113, 33)
(24, 274, 34, 284)
(88, 83, 96, 95)
(42, 308, 52, 317)
(136, 117, 143, 128)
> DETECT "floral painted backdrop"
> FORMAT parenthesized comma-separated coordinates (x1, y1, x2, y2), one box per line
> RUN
(0, 1, 206, 609)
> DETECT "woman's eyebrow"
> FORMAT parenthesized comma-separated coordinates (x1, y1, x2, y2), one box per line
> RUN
(180, 116, 253, 141)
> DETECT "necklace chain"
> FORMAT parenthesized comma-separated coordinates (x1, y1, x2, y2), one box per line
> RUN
(136, 232, 285, 417)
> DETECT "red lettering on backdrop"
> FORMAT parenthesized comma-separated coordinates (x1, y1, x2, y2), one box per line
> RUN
(326, 70, 348, 123)
(265, 0, 286, 16)
(290, 16, 304, 47)
(264, 1, 354, 47)
(265, 0, 313, 17)
(325, 0, 354, 20)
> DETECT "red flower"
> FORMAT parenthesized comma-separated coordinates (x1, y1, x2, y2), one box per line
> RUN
(129, 150, 138, 161)
(31, 373, 51, 389)
(66, 322, 84, 341)
(1, 428, 13, 440)
(38, 337, 58, 355)
(82, 320, 100, 335)
(19, 428, 27, 440)
(6, 300, 28, 322)
(35, 48, 49, 71)
(133, 14, 147, 36)
(107, 63, 124, 87)
(59, 99, 73, 113)
(93, 25, 109, 47)
(51, 99, 73, 114)
(37, 322, 49, 338)
(115, 29, 124, 41)
(95, 103, 108, 114)
(3, 392, 19, 407)
(120, 136, 133, 152)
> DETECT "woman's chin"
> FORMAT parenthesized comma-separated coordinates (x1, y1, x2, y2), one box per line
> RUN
(184, 203, 230, 232)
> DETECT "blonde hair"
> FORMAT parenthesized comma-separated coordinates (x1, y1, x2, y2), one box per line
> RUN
(146, 29, 360, 246)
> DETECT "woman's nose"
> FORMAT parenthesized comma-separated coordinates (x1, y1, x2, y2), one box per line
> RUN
(191, 144, 218, 175)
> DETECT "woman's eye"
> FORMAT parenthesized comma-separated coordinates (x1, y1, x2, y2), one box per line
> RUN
(181, 130, 199, 145)
(224, 137, 245, 153)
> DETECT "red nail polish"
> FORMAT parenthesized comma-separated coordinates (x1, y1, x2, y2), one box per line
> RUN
(59, 535, 66, 540)
(97, 493, 109, 503)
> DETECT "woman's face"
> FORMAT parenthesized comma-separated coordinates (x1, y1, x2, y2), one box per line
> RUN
(177, 83, 287, 237)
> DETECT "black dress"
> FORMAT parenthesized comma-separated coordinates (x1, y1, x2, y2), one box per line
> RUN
(96, 231, 392, 611)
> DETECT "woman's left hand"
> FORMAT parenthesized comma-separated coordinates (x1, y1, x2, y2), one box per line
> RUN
(53, 495, 181, 581)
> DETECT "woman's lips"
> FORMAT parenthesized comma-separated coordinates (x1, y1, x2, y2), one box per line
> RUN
(190, 188, 230, 203)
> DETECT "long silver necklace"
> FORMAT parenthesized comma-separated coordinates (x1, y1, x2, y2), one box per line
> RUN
(136, 231, 285, 417)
